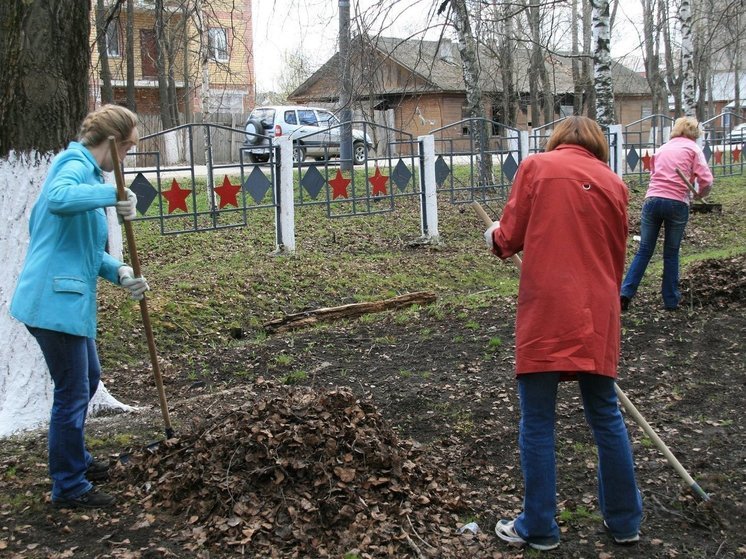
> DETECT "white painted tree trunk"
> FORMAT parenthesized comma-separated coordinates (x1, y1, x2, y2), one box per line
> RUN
(0, 152, 133, 438)
(591, 0, 616, 125)
(679, 0, 697, 116)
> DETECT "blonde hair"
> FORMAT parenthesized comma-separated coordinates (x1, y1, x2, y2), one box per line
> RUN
(78, 104, 138, 147)
(670, 116, 700, 140)
(545, 116, 609, 162)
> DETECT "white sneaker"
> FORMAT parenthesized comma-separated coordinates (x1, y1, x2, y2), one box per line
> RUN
(494, 519, 560, 551)
(604, 520, 640, 544)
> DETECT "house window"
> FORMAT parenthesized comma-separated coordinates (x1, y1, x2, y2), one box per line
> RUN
(461, 104, 471, 135)
(641, 106, 652, 118)
(106, 19, 120, 57)
(208, 28, 229, 62)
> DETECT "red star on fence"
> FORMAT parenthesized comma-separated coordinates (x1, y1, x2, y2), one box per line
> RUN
(214, 175, 241, 208)
(714, 150, 723, 164)
(733, 146, 742, 162)
(641, 154, 652, 172)
(369, 166, 389, 196)
(161, 178, 192, 214)
(329, 169, 351, 199)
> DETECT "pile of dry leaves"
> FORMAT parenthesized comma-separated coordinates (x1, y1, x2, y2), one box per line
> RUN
(681, 254, 745, 307)
(119, 383, 488, 557)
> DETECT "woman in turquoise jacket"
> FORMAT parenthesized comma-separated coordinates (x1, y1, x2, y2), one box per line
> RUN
(11, 104, 148, 508)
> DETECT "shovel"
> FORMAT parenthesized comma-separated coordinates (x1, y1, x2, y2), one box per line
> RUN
(675, 168, 722, 214)
(471, 200, 710, 501)
(109, 136, 175, 441)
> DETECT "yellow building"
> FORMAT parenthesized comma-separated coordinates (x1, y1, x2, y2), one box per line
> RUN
(89, 0, 255, 118)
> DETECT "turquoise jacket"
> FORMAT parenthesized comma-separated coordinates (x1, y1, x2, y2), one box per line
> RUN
(11, 142, 123, 339)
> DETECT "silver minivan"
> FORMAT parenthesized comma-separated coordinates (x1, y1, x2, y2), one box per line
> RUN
(242, 105, 374, 164)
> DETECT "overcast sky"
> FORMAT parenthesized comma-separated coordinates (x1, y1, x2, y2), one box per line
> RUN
(252, 0, 646, 92)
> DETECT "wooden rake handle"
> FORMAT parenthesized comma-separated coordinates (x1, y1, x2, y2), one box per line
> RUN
(675, 167, 710, 204)
(109, 137, 174, 439)
(470, 199, 709, 501)
(470, 201, 523, 268)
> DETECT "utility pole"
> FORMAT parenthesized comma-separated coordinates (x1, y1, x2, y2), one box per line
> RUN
(339, 0, 352, 171)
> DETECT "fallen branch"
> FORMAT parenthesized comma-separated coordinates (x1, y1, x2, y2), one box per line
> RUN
(263, 291, 437, 334)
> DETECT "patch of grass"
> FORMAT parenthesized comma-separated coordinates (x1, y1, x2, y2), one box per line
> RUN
(487, 336, 503, 351)
(465, 320, 480, 330)
(274, 353, 293, 367)
(281, 370, 308, 385)
(558, 505, 601, 523)
(398, 369, 413, 378)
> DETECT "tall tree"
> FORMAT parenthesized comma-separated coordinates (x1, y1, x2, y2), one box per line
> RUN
(95, 0, 114, 104)
(679, 0, 697, 116)
(155, 0, 175, 128)
(0, 0, 128, 436)
(448, 0, 492, 185)
(126, 0, 137, 110)
(591, 0, 615, 125)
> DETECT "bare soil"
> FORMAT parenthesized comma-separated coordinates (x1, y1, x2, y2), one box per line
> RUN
(1, 252, 744, 558)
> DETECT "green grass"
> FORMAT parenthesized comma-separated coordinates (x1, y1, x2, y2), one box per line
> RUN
(97, 173, 745, 374)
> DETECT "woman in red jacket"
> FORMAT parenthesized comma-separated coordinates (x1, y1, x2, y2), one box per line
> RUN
(485, 116, 642, 550)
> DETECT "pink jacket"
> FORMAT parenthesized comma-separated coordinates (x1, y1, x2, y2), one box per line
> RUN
(647, 137, 713, 203)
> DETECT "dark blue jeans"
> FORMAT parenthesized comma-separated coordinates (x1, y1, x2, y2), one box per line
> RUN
(26, 326, 100, 501)
(621, 196, 689, 309)
(514, 373, 642, 546)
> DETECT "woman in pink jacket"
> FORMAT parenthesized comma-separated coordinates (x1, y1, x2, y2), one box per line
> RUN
(485, 116, 642, 550)
(621, 116, 713, 310)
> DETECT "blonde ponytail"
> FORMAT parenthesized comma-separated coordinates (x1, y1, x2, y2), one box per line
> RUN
(79, 104, 138, 147)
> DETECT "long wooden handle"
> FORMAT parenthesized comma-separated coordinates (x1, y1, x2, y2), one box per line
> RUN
(471, 201, 523, 268)
(675, 167, 710, 204)
(615, 385, 709, 501)
(471, 199, 708, 501)
(109, 137, 174, 439)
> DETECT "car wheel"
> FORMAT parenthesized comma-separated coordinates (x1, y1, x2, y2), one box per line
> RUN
(245, 117, 264, 145)
(248, 153, 270, 164)
(293, 146, 306, 164)
(353, 142, 367, 164)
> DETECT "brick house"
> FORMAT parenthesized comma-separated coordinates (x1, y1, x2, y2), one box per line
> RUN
(288, 36, 652, 142)
(88, 0, 255, 119)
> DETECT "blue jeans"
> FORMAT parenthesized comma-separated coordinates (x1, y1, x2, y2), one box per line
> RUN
(514, 373, 642, 546)
(621, 196, 689, 308)
(27, 326, 100, 501)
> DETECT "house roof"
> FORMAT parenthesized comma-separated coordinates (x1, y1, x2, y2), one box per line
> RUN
(291, 36, 651, 100)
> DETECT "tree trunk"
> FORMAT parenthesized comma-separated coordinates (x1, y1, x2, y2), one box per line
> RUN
(572, 0, 582, 115)
(591, 0, 615, 125)
(662, 0, 683, 117)
(95, 0, 113, 105)
(582, 0, 595, 118)
(0, 0, 130, 436)
(679, 0, 697, 116)
(450, 0, 492, 186)
(499, 1, 517, 126)
(126, 0, 137, 111)
(155, 0, 174, 129)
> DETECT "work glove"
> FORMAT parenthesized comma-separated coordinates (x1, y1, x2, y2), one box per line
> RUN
(115, 188, 138, 222)
(483, 221, 500, 248)
(118, 265, 149, 300)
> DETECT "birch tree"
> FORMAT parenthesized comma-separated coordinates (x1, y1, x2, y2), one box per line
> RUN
(447, 0, 493, 185)
(679, 0, 697, 116)
(591, 0, 615, 125)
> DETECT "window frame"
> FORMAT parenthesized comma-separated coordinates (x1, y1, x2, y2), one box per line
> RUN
(208, 27, 229, 62)
(105, 19, 121, 58)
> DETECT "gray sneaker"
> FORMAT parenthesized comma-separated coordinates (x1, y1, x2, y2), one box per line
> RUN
(604, 520, 640, 545)
(53, 488, 115, 509)
(494, 519, 560, 551)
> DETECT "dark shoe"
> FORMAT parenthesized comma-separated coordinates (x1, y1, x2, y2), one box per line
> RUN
(604, 521, 639, 545)
(53, 487, 115, 509)
(86, 458, 110, 482)
(664, 306, 678, 312)
(620, 296, 631, 312)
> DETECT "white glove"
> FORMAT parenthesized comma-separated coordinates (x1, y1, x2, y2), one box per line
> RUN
(118, 265, 150, 300)
(483, 221, 500, 248)
(115, 188, 138, 222)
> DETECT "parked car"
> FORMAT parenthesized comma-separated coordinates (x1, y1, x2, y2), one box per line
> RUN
(725, 123, 746, 145)
(241, 105, 375, 164)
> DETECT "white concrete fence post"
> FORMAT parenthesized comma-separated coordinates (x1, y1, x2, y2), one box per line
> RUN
(519, 130, 530, 161)
(417, 134, 439, 242)
(275, 137, 296, 254)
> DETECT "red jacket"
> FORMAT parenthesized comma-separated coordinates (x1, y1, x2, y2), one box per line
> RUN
(492, 144, 628, 378)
